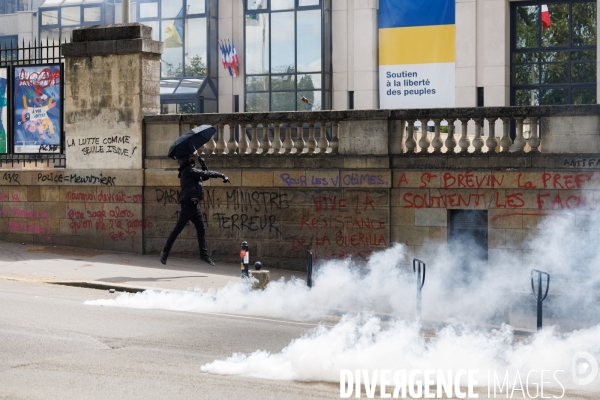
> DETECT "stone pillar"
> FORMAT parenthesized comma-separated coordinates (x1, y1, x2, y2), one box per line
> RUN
(353, 0, 378, 109)
(455, 0, 477, 107)
(62, 24, 162, 170)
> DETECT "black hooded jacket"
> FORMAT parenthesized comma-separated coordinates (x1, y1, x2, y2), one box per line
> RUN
(177, 161, 223, 203)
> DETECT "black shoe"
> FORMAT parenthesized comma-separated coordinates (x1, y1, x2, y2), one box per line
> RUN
(160, 251, 168, 265)
(200, 255, 215, 266)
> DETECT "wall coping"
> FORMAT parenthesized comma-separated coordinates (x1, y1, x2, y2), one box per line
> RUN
(72, 23, 152, 42)
(392, 153, 600, 170)
(144, 105, 600, 124)
(63, 23, 163, 57)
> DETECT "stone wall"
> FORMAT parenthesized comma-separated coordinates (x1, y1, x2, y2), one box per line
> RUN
(0, 25, 162, 257)
(0, 170, 144, 252)
(2, 156, 600, 270)
(143, 167, 392, 269)
(2, 23, 599, 271)
(390, 166, 600, 265)
(63, 24, 162, 170)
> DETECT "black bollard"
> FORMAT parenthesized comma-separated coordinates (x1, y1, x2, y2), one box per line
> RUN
(240, 241, 249, 279)
(531, 269, 550, 331)
(306, 251, 313, 288)
(413, 259, 426, 319)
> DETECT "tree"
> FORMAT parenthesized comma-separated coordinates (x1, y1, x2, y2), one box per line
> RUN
(514, 2, 597, 105)
(162, 54, 207, 78)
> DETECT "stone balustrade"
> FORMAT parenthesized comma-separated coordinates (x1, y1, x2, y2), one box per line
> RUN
(399, 116, 538, 154)
(144, 104, 600, 160)
(204, 121, 339, 156)
(389, 107, 549, 155)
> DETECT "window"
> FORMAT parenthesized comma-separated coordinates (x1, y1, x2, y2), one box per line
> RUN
(0, 0, 27, 14)
(39, 1, 110, 44)
(139, 0, 217, 114)
(0, 35, 17, 63)
(244, 0, 332, 112)
(36, 0, 216, 114)
(138, 0, 208, 79)
(511, 1, 597, 105)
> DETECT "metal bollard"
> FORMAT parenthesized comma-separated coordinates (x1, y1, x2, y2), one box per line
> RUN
(306, 251, 313, 288)
(240, 241, 249, 279)
(413, 259, 426, 319)
(531, 269, 550, 331)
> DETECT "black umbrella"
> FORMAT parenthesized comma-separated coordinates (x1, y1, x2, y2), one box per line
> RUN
(167, 125, 217, 160)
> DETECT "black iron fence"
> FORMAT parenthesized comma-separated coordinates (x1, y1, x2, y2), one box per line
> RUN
(0, 38, 66, 169)
(0, 37, 65, 67)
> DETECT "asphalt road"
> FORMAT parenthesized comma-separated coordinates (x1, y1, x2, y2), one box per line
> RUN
(0, 279, 338, 400)
(1, 279, 598, 400)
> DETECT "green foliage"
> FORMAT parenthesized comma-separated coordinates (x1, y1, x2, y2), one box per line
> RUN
(541, 4, 569, 48)
(177, 103, 196, 114)
(516, 6, 538, 49)
(514, 1, 597, 105)
(163, 54, 207, 78)
(246, 73, 318, 112)
(515, 3, 596, 49)
(184, 54, 208, 77)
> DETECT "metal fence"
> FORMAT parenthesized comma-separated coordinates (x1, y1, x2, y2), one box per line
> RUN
(0, 37, 66, 169)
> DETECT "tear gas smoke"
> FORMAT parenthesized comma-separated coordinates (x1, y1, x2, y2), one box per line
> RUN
(200, 314, 600, 389)
(86, 208, 600, 387)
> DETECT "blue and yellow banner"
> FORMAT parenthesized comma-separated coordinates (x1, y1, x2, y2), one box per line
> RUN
(379, 0, 455, 109)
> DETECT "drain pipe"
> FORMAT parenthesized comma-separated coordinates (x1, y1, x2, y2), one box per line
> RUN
(122, 0, 130, 23)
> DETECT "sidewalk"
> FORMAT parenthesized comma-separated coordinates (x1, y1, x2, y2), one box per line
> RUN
(0, 240, 302, 292)
(0, 240, 544, 337)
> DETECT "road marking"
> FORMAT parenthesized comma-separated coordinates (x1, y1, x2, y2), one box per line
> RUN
(189, 311, 334, 327)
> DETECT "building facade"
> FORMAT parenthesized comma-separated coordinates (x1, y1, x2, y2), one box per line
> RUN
(0, 0, 596, 113)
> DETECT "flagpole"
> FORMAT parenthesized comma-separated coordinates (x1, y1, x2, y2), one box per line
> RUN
(122, 0, 130, 23)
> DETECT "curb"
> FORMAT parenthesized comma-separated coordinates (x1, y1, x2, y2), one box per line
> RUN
(47, 280, 152, 293)
(0, 275, 164, 293)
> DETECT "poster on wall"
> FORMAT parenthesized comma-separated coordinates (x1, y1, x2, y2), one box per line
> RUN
(13, 64, 61, 154)
(0, 68, 7, 154)
(379, 0, 456, 109)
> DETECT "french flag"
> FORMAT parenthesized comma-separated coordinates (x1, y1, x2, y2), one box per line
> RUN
(541, 5, 551, 31)
(232, 43, 240, 75)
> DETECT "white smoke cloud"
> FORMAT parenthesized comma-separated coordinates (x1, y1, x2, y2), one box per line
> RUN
(85, 208, 600, 387)
(200, 314, 600, 389)
(85, 244, 416, 321)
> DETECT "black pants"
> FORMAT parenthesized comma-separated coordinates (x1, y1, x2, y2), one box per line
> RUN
(163, 201, 208, 257)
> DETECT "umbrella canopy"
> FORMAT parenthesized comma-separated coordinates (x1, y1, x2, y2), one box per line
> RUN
(167, 125, 217, 160)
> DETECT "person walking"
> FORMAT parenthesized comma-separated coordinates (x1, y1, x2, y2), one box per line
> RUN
(160, 155, 229, 266)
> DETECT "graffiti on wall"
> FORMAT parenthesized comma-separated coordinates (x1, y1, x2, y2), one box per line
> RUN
(66, 135, 138, 159)
(65, 189, 149, 249)
(292, 193, 387, 260)
(38, 172, 117, 186)
(154, 188, 288, 235)
(14, 65, 61, 154)
(0, 194, 52, 240)
(396, 171, 599, 211)
(279, 171, 390, 188)
(151, 187, 388, 260)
